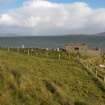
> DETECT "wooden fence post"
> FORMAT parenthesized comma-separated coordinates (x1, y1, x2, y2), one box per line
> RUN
(28, 49, 30, 55)
(8, 48, 10, 52)
(46, 48, 49, 57)
(57, 48, 61, 60)
(58, 53, 61, 60)
(57, 48, 60, 52)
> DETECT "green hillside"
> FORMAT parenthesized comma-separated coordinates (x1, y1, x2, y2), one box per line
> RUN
(0, 50, 104, 105)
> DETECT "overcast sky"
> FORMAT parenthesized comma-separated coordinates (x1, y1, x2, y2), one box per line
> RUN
(0, 0, 105, 36)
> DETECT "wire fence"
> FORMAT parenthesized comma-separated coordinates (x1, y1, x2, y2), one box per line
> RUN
(0, 48, 73, 60)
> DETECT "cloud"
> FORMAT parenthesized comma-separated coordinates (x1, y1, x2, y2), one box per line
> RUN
(0, 0, 105, 35)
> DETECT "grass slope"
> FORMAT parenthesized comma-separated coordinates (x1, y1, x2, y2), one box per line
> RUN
(0, 50, 104, 105)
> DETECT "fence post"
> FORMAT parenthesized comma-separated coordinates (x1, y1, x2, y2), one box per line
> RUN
(57, 48, 61, 60)
(22, 44, 25, 49)
(57, 48, 60, 52)
(58, 53, 61, 60)
(46, 48, 49, 58)
(28, 49, 30, 55)
(8, 48, 10, 52)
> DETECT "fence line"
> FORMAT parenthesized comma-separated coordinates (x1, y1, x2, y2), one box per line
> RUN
(77, 58, 105, 85)
(4, 48, 70, 60)
(3, 47, 105, 85)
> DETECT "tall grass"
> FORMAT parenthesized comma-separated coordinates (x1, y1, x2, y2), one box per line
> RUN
(0, 49, 104, 105)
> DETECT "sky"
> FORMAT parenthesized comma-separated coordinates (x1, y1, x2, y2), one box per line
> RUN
(0, 0, 105, 36)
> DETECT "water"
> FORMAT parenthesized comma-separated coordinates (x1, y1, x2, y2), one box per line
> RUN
(0, 35, 105, 48)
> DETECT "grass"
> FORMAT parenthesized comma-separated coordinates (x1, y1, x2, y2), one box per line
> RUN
(0, 49, 104, 105)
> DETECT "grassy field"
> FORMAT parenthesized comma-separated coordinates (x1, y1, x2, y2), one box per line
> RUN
(0, 49, 105, 105)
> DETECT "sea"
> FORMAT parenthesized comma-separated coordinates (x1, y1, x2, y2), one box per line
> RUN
(0, 35, 105, 49)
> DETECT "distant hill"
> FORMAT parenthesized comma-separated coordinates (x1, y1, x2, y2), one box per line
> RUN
(95, 32, 105, 36)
